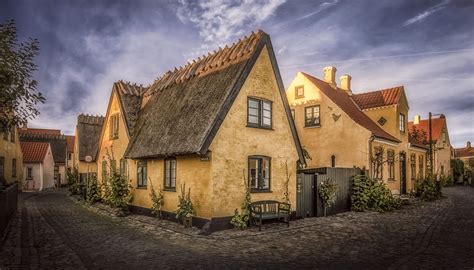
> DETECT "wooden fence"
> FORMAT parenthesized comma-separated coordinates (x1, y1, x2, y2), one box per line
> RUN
(0, 183, 18, 236)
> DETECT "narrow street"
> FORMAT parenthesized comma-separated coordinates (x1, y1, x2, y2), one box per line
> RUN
(1, 187, 473, 269)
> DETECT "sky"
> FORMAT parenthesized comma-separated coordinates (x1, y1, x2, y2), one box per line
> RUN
(1, 0, 473, 147)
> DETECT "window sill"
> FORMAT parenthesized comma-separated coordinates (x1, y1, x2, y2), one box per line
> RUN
(250, 190, 272, 193)
(136, 186, 148, 190)
(246, 125, 274, 131)
(163, 188, 176, 192)
(304, 125, 321, 129)
(387, 179, 396, 182)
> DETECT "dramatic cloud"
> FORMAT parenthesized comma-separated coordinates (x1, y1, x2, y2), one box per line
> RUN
(1, 0, 472, 147)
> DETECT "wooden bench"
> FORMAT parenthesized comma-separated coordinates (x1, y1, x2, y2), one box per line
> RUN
(249, 200, 290, 231)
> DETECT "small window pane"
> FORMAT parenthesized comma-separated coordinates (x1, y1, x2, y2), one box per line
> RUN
(263, 117, 271, 126)
(263, 101, 271, 111)
(249, 108, 259, 116)
(249, 99, 259, 108)
(249, 116, 259, 124)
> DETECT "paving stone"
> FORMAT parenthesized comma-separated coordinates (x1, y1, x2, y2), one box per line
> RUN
(1, 187, 473, 269)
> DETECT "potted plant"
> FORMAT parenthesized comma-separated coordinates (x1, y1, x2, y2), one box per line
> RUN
(176, 183, 195, 228)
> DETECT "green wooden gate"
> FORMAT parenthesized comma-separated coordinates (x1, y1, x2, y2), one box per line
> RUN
(296, 173, 315, 218)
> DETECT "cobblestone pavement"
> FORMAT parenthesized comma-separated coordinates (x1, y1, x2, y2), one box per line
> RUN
(1, 187, 473, 269)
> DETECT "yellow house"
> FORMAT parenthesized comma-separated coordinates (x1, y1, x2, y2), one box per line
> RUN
(455, 141, 474, 180)
(408, 114, 453, 177)
(74, 114, 104, 181)
(0, 125, 23, 188)
(118, 30, 304, 231)
(97, 81, 146, 185)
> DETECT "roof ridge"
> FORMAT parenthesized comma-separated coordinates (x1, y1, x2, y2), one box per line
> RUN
(144, 30, 266, 98)
(77, 114, 105, 125)
(115, 80, 148, 96)
(353, 85, 404, 96)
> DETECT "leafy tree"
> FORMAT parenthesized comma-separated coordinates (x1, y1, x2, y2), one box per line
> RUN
(0, 20, 45, 131)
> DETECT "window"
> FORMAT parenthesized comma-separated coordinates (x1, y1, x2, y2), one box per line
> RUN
(399, 113, 406, 133)
(373, 147, 383, 180)
(102, 160, 107, 181)
(291, 109, 295, 121)
(331, 155, 336, 168)
(27, 167, 33, 179)
(109, 114, 119, 139)
(249, 156, 271, 191)
(137, 160, 147, 188)
(418, 155, 424, 179)
(68, 153, 72, 160)
(12, 159, 16, 178)
(305, 105, 320, 127)
(410, 154, 416, 180)
(120, 159, 127, 176)
(378, 117, 387, 126)
(164, 158, 176, 190)
(387, 150, 395, 181)
(247, 98, 272, 129)
(295, 85, 304, 98)
(10, 127, 15, 142)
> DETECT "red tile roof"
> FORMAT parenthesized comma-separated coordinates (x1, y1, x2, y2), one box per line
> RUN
(301, 72, 400, 143)
(65, 135, 75, 153)
(19, 128, 61, 135)
(408, 115, 446, 142)
(455, 143, 474, 158)
(352, 86, 403, 110)
(21, 142, 50, 163)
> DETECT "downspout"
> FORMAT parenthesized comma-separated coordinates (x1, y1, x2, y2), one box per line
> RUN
(368, 135, 375, 176)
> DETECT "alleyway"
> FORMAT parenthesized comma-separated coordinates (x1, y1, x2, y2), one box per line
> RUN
(1, 187, 473, 269)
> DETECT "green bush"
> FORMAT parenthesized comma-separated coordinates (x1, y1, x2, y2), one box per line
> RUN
(150, 182, 164, 218)
(414, 176, 442, 201)
(318, 179, 337, 216)
(86, 174, 101, 204)
(351, 175, 401, 212)
(231, 172, 252, 230)
(439, 174, 453, 187)
(67, 168, 80, 195)
(176, 183, 195, 222)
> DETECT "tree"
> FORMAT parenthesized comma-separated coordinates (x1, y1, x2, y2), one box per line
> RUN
(0, 20, 45, 131)
(410, 125, 428, 145)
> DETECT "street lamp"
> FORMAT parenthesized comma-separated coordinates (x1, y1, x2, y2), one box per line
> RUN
(428, 112, 443, 176)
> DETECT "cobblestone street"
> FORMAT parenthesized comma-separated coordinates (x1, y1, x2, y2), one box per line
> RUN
(1, 187, 473, 269)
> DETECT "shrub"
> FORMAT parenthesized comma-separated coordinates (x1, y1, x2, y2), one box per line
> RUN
(318, 179, 337, 216)
(231, 170, 252, 229)
(176, 183, 195, 222)
(439, 174, 453, 187)
(67, 168, 80, 195)
(414, 176, 442, 201)
(150, 182, 164, 218)
(351, 175, 401, 212)
(86, 174, 101, 204)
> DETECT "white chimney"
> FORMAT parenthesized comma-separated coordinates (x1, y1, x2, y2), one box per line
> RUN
(340, 74, 352, 95)
(414, 115, 420, 125)
(323, 66, 337, 86)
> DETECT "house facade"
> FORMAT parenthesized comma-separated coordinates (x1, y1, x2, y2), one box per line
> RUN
(287, 67, 426, 194)
(19, 128, 68, 186)
(0, 125, 23, 187)
(97, 81, 146, 186)
(20, 141, 55, 191)
(65, 135, 75, 172)
(408, 114, 452, 177)
(110, 31, 304, 231)
(74, 114, 104, 182)
(454, 141, 474, 176)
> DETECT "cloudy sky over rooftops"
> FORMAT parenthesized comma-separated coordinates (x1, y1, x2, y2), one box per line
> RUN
(1, 0, 472, 147)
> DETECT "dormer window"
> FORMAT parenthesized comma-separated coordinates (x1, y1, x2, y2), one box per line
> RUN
(247, 97, 272, 129)
(295, 85, 304, 99)
(399, 113, 406, 133)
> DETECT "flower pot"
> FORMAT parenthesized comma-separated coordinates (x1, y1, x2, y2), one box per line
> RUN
(183, 216, 192, 228)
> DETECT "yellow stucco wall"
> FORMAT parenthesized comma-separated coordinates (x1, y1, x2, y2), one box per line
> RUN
(209, 46, 299, 217)
(432, 126, 452, 176)
(286, 72, 372, 169)
(0, 127, 24, 187)
(97, 90, 131, 184)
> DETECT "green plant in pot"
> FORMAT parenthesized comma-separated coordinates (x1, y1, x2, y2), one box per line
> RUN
(318, 179, 337, 216)
(176, 183, 195, 228)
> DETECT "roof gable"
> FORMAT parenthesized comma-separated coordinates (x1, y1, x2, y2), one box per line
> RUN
(21, 141, 50, 163)
(301, 72, 400, 143)
(76, 114, 104, 161)
(352, 86, 405, 110)
(408, 115, 447, 142)
(125, 30, 305, 162)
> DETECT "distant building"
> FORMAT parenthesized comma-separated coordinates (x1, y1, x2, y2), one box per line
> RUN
(20, 141, 55, 191)
(74, 114, 104, 182)
(455, 141, 474, 174)
(0, 125, 23, 187)
(65, 135, 75, 171)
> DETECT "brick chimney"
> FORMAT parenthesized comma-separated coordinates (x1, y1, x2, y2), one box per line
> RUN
(323, 66, 337, 86)
(414, 115, 420, 125)
(340, 74, 352, 95)
(467, 141, 471, 149)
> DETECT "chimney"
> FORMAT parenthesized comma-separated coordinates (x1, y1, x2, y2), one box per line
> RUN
(340, 74, 352, 95)
(467, 141, 471, 149)
(323, 66, 337, 86)
(20, 121, 28, 130)
(414, 115, 420, 125)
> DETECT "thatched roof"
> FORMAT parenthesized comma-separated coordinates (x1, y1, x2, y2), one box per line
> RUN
(125, 30, 305, 163)
(19, 132, 67, 164)
(114, 81, 147, 137)
(76, 114, 104, 161)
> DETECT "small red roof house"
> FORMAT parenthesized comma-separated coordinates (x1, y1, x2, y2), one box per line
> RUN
(455, 141, 474, 172)
(408, 114, 453, 176)
(20, 141, 55, 191)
